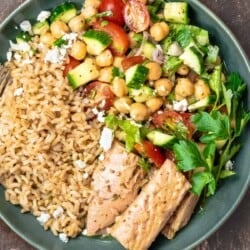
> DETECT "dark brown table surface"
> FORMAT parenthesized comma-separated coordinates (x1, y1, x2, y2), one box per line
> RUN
(0, 1, 249, 250)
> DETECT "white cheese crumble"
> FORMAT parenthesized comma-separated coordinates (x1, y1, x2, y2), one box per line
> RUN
(167, 41, 183, 56)
(173, 99, 188, 112)
(37, 213, 50, 225)
(9, 40, 31, 52)
(59, 233, 69, 243)
(6, 51, 12, 61)
(97, 111, 105, 123)
(44, 47, 67, 64)
(14, 87, 24, 96)
(99, 127, 114, 151)
(20, 20, 32, 34)
(73, 160, 86, 169)
(53, 206, 64, 219)
(225, 160, 234, 170)
(82, 229, 88, 235)
(37, 10, 51, 22)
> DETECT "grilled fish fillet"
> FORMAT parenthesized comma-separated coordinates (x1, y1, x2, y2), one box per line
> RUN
(109, 159, 191, 250)
(86, 140, 144, 235)
(162, 192, 199, 239)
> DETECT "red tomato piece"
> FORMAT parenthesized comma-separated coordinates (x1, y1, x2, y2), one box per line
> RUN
(83, 81, 115, 110)
(135, 140, 166, 168)
(63, 56, 81, 76)
(99, 0, 125, 26)
(124, 0, 150, 33)
(152, 110, 195, 138)
(93, 21, 129, 56)
(121, 56, 144, 70)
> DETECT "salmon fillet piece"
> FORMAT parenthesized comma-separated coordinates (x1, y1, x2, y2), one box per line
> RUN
(86, 140, 144, 235)
(109, 159, 191, 250)
(162, 192, 199, 239)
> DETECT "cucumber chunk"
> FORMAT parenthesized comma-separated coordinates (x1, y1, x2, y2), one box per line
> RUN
(49, 2, 77, 23)
(125, 64, 149, 89)
(188, 95, 216, 111)
(16, 31, 32, 43)
(82, 29, 112, 55)
(32, 21, 49, 35)
(67, 58, 99, 89)
(129, 85, 154, 102)
(164, 2, 189, 24)
(147, 130, 176, 147)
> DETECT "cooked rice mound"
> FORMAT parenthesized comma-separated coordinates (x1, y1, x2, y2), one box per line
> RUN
(0, 56, 102, 237)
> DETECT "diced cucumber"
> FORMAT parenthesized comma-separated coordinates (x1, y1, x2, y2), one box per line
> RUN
(147, 130, 176, 147)
(129, 85, 154, 103)
(179, 46, 203, 74)
(188, 95, 216, 111)
(125, 64, 149, 89)
(16, 31, 32, 43)
(142, 42, 156, 60)
(32, 21, 50, 35)
(161, 35, 174, 53)
(49, 2, 77, 23)
(67, 58, 99, 89)
(82, 29, 112, 55)
(164, 2, 189, 24)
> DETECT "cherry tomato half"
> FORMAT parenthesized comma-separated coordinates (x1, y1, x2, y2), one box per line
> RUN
(93, 21, 129, 56)
(124, 0, 150, 33)
(63, 56, 81, 76)
(83, 81, 115, 110)
(121, 55, 144, 71)
(135, 140, 166, 168)
(99, 0, 125, 26)
(152, 110, 195, 138)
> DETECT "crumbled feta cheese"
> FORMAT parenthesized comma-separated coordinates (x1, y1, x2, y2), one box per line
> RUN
(173, 99, 188, 112)
(98, 153, 105, 161)
(92, 107, 99, 115)
(14, 87, 24, 96)
(44, 47, 67, 64)
(97, 111, 105, 123)
(6, 51, 12, 61)
(37, 10, 51, 22)
(59, 233, 69, 243)
(83, 172, 89, 179)
(99, 127, 114, 151)
(37, 213, 50, 225)
(225, 160, 234, 170)
(82, 229, 88, 235)
(63, 32, 78, 42)
(10, 41, 31, 52)
(73, 160, 86, 169)
(53, 206, 64, 219)
(20, 20, 32, 34)
(13, 53, 22, 62)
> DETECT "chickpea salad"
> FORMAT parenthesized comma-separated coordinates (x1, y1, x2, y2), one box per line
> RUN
(5, 0, 250, 244)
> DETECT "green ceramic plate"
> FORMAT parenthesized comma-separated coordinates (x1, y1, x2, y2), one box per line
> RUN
(0, 0, 249, 249)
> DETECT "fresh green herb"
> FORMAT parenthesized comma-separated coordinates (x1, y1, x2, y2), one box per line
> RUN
(86, 11, 113, 23)
(148, 0, 165, 22)
(138, 157, 152, 172)
(163, 56, 183, 76)
(206, 45, 219, 64)
(105, 114, 119, 130)
(219, 170, 236, 179)
(173, 140, 208, 172)
(191, 111, 230, 143)
(209, 64, 222, 107)
(175, 28, 192, 48)
(53, 37, 67, 47)
(16, 31, 32, 42)
(202, 142, 216, 171)
(161, 35, 174, 53)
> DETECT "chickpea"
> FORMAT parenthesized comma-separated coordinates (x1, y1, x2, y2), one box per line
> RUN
(50, 20, 69, 39)
(70, 40, 87, 60)
(84, 0, 101, 8)
(81, 6, 98, 20)
(128, 31, 139, 48)
(95, 49, 113, 67)
(130, 103, 148, 121)
(177, 64, 190, 76)
(150, 22, 170, 42)
(40, 32, 56, 47)
(114, 97, 133, 114)
(98, 67, 113, 83)
(68, 15, 85, 33)
(145, 62, 162, 81)
(154, 78, 173, 97)
(175, 77, 194, 100)
(113, 56, 125, 69)
(112, 77, 128, 97)
(194, 79, 211, 100)
(146, 97, 163, 113)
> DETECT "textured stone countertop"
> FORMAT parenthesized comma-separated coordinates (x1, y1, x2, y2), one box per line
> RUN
(0, 1, 249, 250)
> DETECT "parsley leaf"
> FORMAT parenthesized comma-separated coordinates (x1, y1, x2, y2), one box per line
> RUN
(105, 114, 119, 129)
(209, 64, 222, 107)
(163, 56, 183, 76)
(191, 111, 230, 143)
(138, 157, 152, 172)
(175, 28, 192, 48)
(173, 140, 208, 172)
(112, 66, 125, 79)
